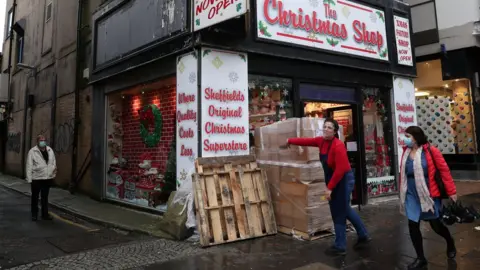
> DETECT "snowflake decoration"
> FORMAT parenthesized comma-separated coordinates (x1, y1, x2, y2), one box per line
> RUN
(309, 0, 320, 7)
(342, 6, 350, 18)
(229, 71, 239, 83)
(279, 102, 285, 109)
(179, 169, 188, 181)
(212, 56, 223, 69)
(307, 32, 318, 40)
(248, 82, 255, 89)
(398, 80, 403, 89)
(178, 62, 185, 74)
(188, 154, 196, 163)
(188, 72, 196, 84)
(364, 43, 374, 52)
(369, 12, 377, 23)
(282, 89, 289, 96)
(263, 117, 270, 123)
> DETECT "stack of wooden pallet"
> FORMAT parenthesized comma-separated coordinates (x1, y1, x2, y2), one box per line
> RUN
(192, 155, 277, 247)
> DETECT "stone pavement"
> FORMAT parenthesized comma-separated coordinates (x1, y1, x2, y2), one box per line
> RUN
(0, 174, 165, 236)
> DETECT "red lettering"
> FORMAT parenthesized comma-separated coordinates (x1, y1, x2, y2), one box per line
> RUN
(180, 145, 193, 156)
(208, 105, 242, 119)
(179, 127, 195, 138)
(264, 0, 348, 40)
(196, 0, 237, 21)
(399, 115, 414, 124)
(396, 103, 414, 112)
(203, 139, 248, 153)
(352, 20, 384, 50)
(204, 87, 245, 102)
(178, 93, 196, 104)
(177, 109, 197, 123)
(204, 122, 246, 135)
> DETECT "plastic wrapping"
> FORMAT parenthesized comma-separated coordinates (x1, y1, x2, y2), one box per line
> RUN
(255, 118, 333, 235)
(171, 177, 196, 229)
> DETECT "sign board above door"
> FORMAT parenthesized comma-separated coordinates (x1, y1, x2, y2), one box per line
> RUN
(255, 0, 389, 61)
(194, 0, 248, 31)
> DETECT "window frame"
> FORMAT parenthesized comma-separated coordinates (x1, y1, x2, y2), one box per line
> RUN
(45, 1, 53, 23)
(16, 35, 24, 65)
(5, 9, 13, 39)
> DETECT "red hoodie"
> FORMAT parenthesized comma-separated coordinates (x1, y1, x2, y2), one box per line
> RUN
(399, 144, 456, 197)
(287, 137, 350, 190)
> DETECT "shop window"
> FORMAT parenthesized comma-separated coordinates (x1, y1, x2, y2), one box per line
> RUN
(415, 60, 477, 154)
(5, 9, 13, 39)
(248, 75, 293, 147)
(362, 88, 397, 197)
(105, 78, 176, 211)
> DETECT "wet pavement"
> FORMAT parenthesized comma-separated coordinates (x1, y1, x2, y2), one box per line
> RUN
(0, 185, 148, 269)
(2, 181, 480, 269)
(142, 195, 480, 270)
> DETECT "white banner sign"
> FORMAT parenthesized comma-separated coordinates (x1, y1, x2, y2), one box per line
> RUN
(200, 48, 249, 157)
(394, 16, 413, 66)
(256, 0, 388, 61)
(194, 0, 248, 31)
(393, 76, 417, 169)
(176, 52, 199, 187)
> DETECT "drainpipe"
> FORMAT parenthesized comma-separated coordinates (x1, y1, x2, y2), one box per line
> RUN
(3, 0, 17, 172)
(70, 0, 84, 191)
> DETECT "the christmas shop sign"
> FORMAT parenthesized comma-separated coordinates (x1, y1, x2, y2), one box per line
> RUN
(176, 52, 199, 186)
(393, 15, 413, 66)
(194, 0, 248, 31)
(393, 76, 417, 168)
(256, 0, 389, 61)
(201, 48, 249, 157)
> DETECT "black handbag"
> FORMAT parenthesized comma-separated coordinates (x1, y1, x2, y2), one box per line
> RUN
(426, 146, 449, 199)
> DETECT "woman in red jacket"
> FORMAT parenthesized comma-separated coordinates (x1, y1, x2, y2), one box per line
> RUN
(400, 126, 457, 269)
(287, 118, 370, 256)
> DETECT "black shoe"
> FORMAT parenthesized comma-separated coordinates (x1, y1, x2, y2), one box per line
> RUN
(354, 236, 372, 249)
(447, 244, 456, 259)
(408, 258, 428, 269)
(32, 216, 38, 222)
(42, 214, 53, 221)
(324, 246, 347, 256)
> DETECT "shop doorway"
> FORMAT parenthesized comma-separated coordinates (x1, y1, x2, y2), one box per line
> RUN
(303, 101, 365, 205)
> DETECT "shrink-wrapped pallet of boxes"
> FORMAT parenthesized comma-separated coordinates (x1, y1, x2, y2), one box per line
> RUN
(255, 118, 335, 240)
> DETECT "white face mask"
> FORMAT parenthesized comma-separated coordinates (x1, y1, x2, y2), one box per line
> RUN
(39, 141, 47, 148)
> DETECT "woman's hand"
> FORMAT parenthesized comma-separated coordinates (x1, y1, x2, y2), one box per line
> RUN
(449, 194, 457, 202)
(325, 190, 332, 201)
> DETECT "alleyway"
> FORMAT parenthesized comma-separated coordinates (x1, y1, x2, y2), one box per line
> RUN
(1, 181, 480, 269)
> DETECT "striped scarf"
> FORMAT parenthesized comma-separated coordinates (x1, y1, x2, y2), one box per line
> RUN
(400, 147, 435, 215)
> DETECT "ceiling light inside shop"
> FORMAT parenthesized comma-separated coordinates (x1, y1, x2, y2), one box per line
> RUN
(455, 79, 459, 82)
(444, 84, 449, 88)
(415, 88, 418, 91)
(415, 91, 430, 97)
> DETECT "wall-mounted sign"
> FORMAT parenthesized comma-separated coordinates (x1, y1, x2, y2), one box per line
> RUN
(176, 52, 199, 187)
(194, 0, 248, 31)
(394, 16, 413, 66)
(393, 76, 417, 169)
(256, 0, 389, 61)
(200, 48, 249, 157)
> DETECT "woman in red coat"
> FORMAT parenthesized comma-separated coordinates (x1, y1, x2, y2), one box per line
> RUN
(400, 126, 457, 269)
(287, 118, 370, 256)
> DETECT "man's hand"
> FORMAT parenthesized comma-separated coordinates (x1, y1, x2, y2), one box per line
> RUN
(325, 190, 332, 201)
(449, 194, 457, 202)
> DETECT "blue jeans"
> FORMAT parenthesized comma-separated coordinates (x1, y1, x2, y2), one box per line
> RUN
(328, 171, 369, 251)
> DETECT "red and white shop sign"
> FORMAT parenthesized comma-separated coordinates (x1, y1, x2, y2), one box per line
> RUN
(176, 52, 199, 187)
(394, 16, 413, 66)
(193, 0, 248, 32)
(200, 48, 249, 157)
(393, 76, 417, 169)
(256, 0, 389, 61)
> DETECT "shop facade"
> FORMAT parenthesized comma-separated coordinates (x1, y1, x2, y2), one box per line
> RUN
(89, 0, 416, 212)
(412, 48, 480, 171)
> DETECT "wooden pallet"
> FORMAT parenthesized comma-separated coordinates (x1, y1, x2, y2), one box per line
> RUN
(193, 155, 277, 247)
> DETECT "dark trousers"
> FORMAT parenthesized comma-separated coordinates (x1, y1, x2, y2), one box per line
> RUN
(31, 179, 52, 217)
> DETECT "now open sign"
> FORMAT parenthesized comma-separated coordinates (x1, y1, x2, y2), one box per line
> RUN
(194, 0, 248, 31)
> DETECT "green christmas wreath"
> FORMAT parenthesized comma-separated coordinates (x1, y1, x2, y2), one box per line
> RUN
(139, 104, 163, 148)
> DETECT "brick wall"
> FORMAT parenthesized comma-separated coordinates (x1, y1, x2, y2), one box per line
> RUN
(121, 86, 176, 173)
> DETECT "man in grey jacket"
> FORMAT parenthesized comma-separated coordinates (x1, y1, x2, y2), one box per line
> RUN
(26, 135, 57, 221)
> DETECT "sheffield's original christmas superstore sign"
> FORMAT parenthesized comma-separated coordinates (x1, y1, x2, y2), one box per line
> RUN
(203, 88, 248, 153)
(257, 0, 388, 60)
